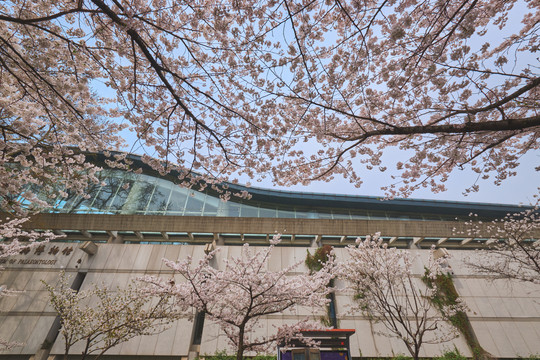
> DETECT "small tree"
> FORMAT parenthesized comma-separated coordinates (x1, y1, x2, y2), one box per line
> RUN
(43, 272, 183, 360)
(339, 234, 459, 360)
(145, 237, 334, 360)
(0, 217, 56, 349)
(464, 207, 540, 284)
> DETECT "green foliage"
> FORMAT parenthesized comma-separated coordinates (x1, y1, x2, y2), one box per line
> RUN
(305, 245, 334, 273)
(423, 270, 492, 360)
(252, 355, 277, 360)
(319, 314, 333, 327)
(391, 355, 412, 360)
(434, 349, 467, 360)
(40, 339, 53, 350)
(306, 245, 336, 327)
(353, 291, 369, 312)
(202, 350, 235, 360)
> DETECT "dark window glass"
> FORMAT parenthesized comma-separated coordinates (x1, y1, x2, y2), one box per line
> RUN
(147, 183, 171, 212)
(184, 193, 205, 214)
(92, 177, 120, 210)
(166, 187, 188, 213)
(333, 212, 350, 219)
(109, 180, 134, 211)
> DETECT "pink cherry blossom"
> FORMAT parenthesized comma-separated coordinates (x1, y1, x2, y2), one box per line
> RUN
(144, 237, 334, 360)
(338, 234, 462, 360)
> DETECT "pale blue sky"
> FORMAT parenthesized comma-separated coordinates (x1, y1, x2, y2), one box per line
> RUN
(238, 149, 539, 206)
(102, 1, 539, 207)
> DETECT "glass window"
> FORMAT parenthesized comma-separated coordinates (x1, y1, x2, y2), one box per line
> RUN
(121, 178, 155, 214)
(333, 211, 351, 219)
(216, 199, 229, 216)
(277, 209, 295, 218)
(293, 350, 306, 360)
(61, 192, 83, 212)
(295, 210, 319, 219)
(109, 179, 134, 211)
(259, 207, 276, 218)
(240, 204, 259, 217)
(92, 177, 120, 211)
(166, 186, 188, 214)
(223, 202, 240, 217)
(72, 181, 102, 212)
(203, 196, 220, 216)
(369, 211, 388, 220)
(309, 350, 320, 360)
(350, 210, 369, 219)
(147, 181, 172, 212)
(184, 191, 205, 215)
(317, 212, 333, 219)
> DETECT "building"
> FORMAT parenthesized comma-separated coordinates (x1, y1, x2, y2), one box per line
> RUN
(1, 153, 539, 359)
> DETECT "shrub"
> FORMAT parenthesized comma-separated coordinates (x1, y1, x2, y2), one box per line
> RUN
(434, 349, 468, 360)
(305, 245, 334, 273)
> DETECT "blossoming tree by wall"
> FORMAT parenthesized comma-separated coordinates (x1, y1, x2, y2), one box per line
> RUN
(339, 234, 461, 360)
(0, 218, 56, 349)
(145, 237, 334, 360)
(0, 0, 538, 208)
(43, 272, 184, 360)
(464, 206, 540, 284)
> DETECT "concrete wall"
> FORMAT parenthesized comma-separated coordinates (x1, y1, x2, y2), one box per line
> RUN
(1, 243, 539, 359)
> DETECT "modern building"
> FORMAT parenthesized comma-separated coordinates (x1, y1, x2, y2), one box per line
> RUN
(1, 153, 539, 359)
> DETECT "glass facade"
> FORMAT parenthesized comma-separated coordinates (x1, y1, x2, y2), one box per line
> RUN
(19, 169, 450, 221)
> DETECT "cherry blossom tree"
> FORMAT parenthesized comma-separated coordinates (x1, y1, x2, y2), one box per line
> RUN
(464, 206, 540, 284)
(0, 217, 56, 257)
(43, 272, 184, 360)
(0, 217, 57, 349)
(339, 234, 460, 360)
(271, 0, 540, 197)
(0, 0, 538, 202)
(145, 237, 334, 360)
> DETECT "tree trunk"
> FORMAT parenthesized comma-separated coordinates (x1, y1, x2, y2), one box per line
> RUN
(405, 342, 420, 360)
(236, 325, 245, 360)
(236, 347, 245, 360)
(80, 338, 91, 360)
(413, 344, 420, 360)
(63, 335, 69, 360)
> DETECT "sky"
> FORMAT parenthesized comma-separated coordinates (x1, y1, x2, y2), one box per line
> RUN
(116, 87, 539, 207)
(109, 1, 539, 207)
(242, 148, 539, 206)
(254, 1, 539, 206)
(123, 121, 538, 206)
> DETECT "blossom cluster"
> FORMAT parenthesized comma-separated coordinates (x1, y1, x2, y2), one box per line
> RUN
(1, 0, 537, 204)
(338, 234, 462, 359)
(144, 237, 334, 359)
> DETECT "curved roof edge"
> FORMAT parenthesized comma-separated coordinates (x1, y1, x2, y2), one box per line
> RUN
(88, 151, 532, 219)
